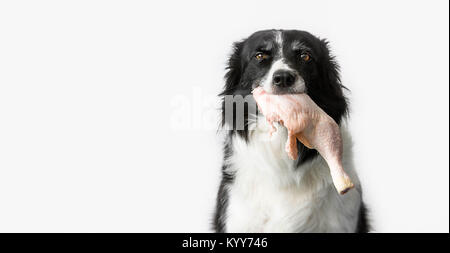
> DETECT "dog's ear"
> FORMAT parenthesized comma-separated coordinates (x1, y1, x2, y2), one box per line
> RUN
(317, 39, 344, 92)
(219, 40, 254, 139)
(312, 39, 349, 123)
(219, 40, 245, 96)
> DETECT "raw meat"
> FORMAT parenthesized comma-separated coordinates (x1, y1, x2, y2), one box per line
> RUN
(252, 87, 354, 194)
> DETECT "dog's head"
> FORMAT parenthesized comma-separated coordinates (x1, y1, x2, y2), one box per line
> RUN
(221, 29, 348, 124)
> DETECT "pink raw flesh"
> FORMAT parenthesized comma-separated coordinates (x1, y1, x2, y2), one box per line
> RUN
(252, 87, 354, 195)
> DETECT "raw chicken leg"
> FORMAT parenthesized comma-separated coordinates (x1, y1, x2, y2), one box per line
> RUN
(252, 87, 354, 194)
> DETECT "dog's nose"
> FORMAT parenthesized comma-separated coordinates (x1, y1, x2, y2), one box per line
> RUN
(272, 70, 296, 87)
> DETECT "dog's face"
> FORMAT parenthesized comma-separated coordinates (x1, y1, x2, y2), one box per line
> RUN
(222, 29, 348, 125)
(240, 30, 318, 94)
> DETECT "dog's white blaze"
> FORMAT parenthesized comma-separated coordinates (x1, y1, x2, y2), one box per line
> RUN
(224, 118, 362, 232)
(275, 30, 283, 53)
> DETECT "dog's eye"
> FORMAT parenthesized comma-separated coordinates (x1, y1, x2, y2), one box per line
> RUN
(255, 53, 269, 61)
(300, 53, 311, 62)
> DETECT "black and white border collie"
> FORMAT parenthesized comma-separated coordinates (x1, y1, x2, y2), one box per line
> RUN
(213, 29, 369, 233)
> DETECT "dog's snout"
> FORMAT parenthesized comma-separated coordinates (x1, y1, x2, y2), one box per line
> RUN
(272, 70, 296, 87)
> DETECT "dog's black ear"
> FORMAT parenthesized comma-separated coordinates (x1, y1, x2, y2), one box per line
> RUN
(219, 40, 254, 140)
(311, 39, 349, 124)
(219, 41, 245, 96)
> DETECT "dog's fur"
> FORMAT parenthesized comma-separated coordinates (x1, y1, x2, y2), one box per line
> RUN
(213, 29, 369, 232)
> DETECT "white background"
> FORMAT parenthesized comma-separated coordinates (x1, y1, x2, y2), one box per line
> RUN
(0, 0, 448, 232)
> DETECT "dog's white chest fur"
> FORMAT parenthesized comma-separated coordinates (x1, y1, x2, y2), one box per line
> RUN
(224, 119, 362, 232)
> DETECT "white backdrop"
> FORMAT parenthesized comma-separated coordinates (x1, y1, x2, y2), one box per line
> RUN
(0, 0, 448, 232)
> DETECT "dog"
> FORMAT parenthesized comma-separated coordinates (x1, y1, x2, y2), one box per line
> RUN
(213, 29, 369, 232)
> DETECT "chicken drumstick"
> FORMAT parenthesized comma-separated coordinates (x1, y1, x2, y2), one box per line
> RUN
(252, 87, 354, 195)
